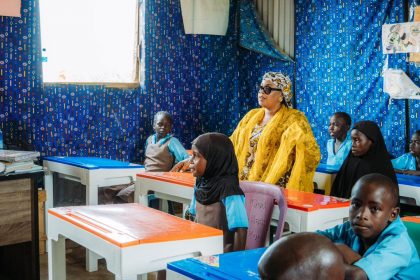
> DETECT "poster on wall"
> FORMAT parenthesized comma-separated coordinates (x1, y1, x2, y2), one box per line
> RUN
(383, 69, 420, 100)
(409, 6, 420, 62)
(382, 22, 420, 54)
(0, 0, 21, 17)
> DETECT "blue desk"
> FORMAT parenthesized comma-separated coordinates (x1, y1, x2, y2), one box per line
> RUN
(167, 248, 265, 280)
(313, 163, 339, 195)
(397, 174, 420, 206)
(43, 156, 144, 272)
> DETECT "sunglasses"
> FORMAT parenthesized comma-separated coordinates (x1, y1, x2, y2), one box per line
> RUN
(259, 85, 282, 95)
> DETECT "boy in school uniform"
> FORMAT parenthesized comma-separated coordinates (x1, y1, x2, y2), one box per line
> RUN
(318, 173, 420, 280)
(143, 111, 190, 210)
(326, 112, 352, 167)
(258, 232, 345, 280)
(143, 111, 190, 171)
(116, 111, 189, 207)
(392, 130, 420, 176)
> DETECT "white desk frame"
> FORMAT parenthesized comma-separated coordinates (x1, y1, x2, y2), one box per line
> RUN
(48, 212, 223, 280)
(44, 159, 144, 271)
(134, 176, 349, 233)
(399, 182, 420, 206)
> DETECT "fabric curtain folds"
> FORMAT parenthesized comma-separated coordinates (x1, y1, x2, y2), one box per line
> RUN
(239, 0, 293, 62)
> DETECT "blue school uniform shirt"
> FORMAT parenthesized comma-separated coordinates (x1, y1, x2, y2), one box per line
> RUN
(189, 194, 249, 231)
(326, 137, 352, 167)
(145, 134, 190, 163)
(317, 217, 420, 280)
(392, 153, 417, 171)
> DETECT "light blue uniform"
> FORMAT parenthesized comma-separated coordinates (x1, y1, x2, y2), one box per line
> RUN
(317, 217, 420, 280)
(189, 194, 249, 231)
(326, 137, 352, 168)
(145, 134, 190, 163)
(392, 153, 417, 171)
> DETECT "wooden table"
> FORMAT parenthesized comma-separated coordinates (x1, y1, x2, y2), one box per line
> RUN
(0, 171, 43, 280)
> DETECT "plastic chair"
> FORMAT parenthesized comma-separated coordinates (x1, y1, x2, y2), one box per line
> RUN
(240, 181, 287, 249)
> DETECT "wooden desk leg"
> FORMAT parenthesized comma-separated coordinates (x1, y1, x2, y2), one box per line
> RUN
(48, 235, 66, 280)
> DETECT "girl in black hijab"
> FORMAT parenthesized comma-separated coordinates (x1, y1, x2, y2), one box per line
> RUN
(330, 121, 397, 198)
(187, 133, 248, 252)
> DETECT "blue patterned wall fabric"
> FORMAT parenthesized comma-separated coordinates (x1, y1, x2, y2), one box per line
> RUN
(295, 0, 416, 161)
(408, 0, 420, 137)
(0, 0, 418, 164)
(239, 0, 293, 62)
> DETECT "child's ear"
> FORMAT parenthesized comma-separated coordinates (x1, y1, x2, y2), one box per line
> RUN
(389, 207, 400, 222)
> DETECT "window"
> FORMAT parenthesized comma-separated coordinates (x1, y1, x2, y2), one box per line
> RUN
(39, 0, 142, 85)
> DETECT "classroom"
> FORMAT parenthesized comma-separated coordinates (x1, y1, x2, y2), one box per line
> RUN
(0, 0, 420, 279)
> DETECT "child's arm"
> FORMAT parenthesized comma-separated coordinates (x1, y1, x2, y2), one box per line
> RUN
(223, 195, 249, 251)
(233, 228, 247, 251)
(343, 265, 368, 280)
(335, 243, 362, 264)
(167, 137, 190, 163)
(400, 170, 420, 176)
(335, 244, 367, 280)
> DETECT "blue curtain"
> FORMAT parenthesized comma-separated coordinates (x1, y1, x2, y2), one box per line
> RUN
(239, 0, 293, 62)
(295, 0, 409, 161)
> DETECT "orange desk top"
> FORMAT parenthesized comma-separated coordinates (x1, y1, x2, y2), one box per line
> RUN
(284, 189, 349, 212)
(402, 216, 420, 223)
(137, 171, 195, 187)
(48, 204, 221, 248)
(136, 172, 350, 212)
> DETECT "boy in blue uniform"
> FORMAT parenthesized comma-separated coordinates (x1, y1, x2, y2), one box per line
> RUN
(326, 112, 352, 168)
(392, 130, 420, 176)
(116, 111, 189, 209)
(318, 173, 420, 280)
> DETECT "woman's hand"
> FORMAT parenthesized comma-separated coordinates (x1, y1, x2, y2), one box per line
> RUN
(170, 158, 191, 172)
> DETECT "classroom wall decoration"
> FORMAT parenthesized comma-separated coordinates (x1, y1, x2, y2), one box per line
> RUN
(382, 22, 420, 54)
(294, 0, 418, 161)
(0, 0, 418, 164)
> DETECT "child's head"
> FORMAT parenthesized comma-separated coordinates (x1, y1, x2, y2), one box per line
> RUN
(153, 111, 173, 139)
(350, 121, 384, 157)
(409, 130, 420, 157)
(258, 233, 345, 280)
(350, 173, 400, 244)
(329, 112, 351, 140)
(190, 132, 238, 178)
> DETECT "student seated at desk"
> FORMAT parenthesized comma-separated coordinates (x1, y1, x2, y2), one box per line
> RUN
(331, 120, 397, 198)
(326, 112, 352, 168)
(318, 173, 420, 280)
(116, 111, 190, 207)
(258, 232, 345, 280)
(186, 133, 248, 252)
(392, 130, 420, 176)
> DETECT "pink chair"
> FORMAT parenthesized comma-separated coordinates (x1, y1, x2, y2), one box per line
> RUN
(240, 181, 287, 249)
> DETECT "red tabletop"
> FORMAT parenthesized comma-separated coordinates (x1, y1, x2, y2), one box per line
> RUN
(402, 216, 420, 223)
(284, 189, 349, 212)
(48, 204, 222, 248)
